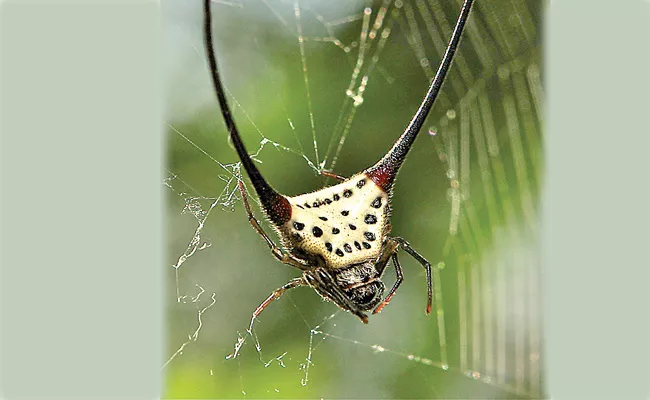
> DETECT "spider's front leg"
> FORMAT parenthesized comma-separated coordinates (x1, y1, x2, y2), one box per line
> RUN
(372, 253, 404, 315)
(372, 237, 433, 315)
(237, 180, 307, 270)
(247, 277, 307, 332)
(393, 237, 433, 314)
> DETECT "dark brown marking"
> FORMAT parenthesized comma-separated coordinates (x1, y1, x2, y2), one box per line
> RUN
(364, 214, 377, 224)
(264, 195, 293, 226)
(319, 216, 328, 221)
(292, 232, 302, 241)
(293, 222, 305, 230)
(356, 179, 366, 188)
(354, 241, 361, 250)
(344, 243, 352, 253)
(304, 203, 311, 208)
(324, 198, 332, 205)
(335, 249, 344, 257)
(343, 189, 352, 198)
(364, 232, 376, 241)
(312, 226, 323, 237)
(362, 242, 371, 249)
(325, 242, 333, 252)
(312, 202, 320, 208)
(365, 166, 395, 192)
(296, 204, 304, 209)
(341, 210, 349, 216)
(333, 194, 340, 201)
(332, 227, 340, 234)
(371, 197, 382, 209)
(348, 224, 357, 230)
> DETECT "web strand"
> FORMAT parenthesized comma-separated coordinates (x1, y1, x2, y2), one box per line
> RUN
(165, 0, 543, 398)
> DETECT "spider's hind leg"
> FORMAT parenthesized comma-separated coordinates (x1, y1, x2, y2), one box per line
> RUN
(237, 180, 307, 270)
(319, 170, 346, 182)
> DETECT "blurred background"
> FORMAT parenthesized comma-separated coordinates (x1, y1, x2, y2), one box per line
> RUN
(162, 0, 543, 398)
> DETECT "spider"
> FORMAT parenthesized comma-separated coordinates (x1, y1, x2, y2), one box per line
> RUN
(203, 0, 474, 325)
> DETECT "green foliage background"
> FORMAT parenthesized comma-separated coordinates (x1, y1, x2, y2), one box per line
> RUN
(163, 0, 543, 398)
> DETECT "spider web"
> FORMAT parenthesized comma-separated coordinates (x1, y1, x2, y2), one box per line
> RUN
(163, 0, 543, 398)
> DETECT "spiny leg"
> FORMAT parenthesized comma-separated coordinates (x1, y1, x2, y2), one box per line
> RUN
(248, 277, 307, 332)
(392, 237, 433, 314)
(227, 277, 306, 360)
(373, 236, 399, 276)
(373, 253, 404, 314)
(237, 180, 307, 270)
(319, 170, 346, 182)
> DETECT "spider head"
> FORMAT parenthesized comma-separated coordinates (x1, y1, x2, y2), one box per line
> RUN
(304, 263, 385, 323)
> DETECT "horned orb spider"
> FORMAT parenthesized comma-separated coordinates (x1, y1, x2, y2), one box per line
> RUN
(203, 0, 475, 326)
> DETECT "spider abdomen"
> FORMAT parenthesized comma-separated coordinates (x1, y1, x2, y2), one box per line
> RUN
(283, 173, 390, 268)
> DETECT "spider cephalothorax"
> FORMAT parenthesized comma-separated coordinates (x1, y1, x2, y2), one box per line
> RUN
(305, 264, 386, 322)
(203, 0, 475, 325)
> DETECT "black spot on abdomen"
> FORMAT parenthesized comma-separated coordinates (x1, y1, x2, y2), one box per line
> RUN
(364, 214, 377, 224)
(313, 226, 323, 237)
(344, 243, 352, 253)
(293, 222, 305, 230)
(371, 197, 382, 209)
(364, 232, 376, 241)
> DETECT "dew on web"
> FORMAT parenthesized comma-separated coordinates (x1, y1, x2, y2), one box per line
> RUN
(263, 351, 288, 368)
(324, 0, 397, 173)
(427, 49, 543, 397)
(165, 0, 543, 398)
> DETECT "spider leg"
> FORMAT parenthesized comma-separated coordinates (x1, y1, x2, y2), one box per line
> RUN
(373, 253, 404, 314)
(319, 170, 346, 182)
(392, 237, 433, 314)
(248, 277, 307, 332)
(374, 238, 399, 276)
(304, 268, 370, 324)
(237, 180, 308, 270)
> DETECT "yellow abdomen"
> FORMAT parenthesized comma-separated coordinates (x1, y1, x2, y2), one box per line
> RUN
(281, 173, 390, 269)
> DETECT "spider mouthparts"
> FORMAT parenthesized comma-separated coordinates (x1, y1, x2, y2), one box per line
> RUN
(360, 314, 369, 324)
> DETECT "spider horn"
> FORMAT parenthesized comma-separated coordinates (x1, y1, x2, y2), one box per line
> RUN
(366, 0, 474, 192)
(203, 0, 292, 225)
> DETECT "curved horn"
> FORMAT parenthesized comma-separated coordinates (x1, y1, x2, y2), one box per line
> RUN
(366, 0, 475, 191)
(203, 0, 291, 225)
